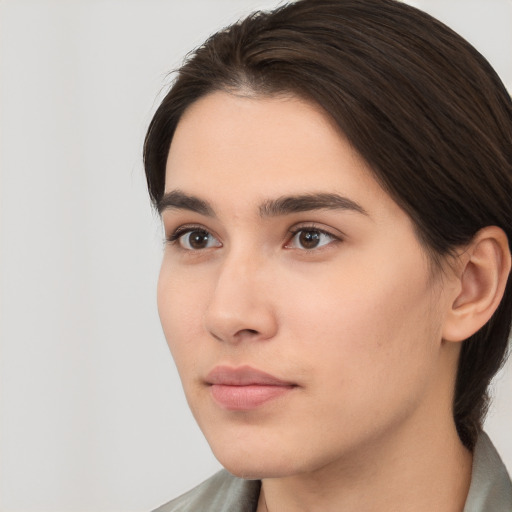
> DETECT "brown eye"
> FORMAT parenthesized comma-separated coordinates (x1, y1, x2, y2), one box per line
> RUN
(299, 230, 322, 249)
(286, 228, 337, 250)
(177, 229, 221, 250)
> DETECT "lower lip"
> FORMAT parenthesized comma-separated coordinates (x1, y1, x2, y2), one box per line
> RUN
(210, 384, 294, 410)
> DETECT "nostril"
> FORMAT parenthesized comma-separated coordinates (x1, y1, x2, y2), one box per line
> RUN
(233, 328, 261, 340)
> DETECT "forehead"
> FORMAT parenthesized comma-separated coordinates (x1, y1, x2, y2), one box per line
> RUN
(164, 91, 399, 220)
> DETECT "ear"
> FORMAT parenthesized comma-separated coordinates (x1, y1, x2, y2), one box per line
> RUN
(442, 226, 511, 343)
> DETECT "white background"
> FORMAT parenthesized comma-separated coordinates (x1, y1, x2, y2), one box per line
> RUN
(1, 1, 511, 511)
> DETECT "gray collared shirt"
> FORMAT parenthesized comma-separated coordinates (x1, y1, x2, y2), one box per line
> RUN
(463, 432, 512, 511)
(154, 432, 512, 511)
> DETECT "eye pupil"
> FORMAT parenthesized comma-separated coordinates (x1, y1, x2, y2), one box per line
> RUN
(299, 230, 321, 249)
(188, 230, 209, 249)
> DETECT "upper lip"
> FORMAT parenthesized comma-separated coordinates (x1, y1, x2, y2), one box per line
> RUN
(205, 365, 295, 386)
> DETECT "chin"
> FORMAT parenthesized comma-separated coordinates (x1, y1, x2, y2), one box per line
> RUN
(208, 436, 316, 480)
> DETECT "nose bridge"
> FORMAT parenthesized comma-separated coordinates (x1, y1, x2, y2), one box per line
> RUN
(203, 245, 277, 343)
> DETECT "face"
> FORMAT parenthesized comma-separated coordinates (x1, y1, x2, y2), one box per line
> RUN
(158, 91, 456, 479)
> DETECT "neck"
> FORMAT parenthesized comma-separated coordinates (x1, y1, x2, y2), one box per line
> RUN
(258, 417, 472, 512)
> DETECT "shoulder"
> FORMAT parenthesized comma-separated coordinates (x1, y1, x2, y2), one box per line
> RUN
(464, 432, 512, 512)
(152, 470, 261, 512)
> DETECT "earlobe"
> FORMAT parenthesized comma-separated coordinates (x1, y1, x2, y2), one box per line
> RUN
(442, 226, 511, 343)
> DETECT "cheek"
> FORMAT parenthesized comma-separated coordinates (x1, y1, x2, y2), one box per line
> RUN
(157, 259, 209, 366)
(281, 251, 442, 406)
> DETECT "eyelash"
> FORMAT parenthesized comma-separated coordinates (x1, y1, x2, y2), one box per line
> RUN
(165, 224, 341, 251)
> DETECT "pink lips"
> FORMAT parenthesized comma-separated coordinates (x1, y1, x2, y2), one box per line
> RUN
(206, 365, 296, 411)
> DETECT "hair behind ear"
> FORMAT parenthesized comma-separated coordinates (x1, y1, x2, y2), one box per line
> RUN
(446, 227, 512, 448)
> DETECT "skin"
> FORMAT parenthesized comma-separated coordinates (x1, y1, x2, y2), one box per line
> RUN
(158, 91, 473, 511)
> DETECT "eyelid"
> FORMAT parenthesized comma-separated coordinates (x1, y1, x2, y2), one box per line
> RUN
(166, 224, 205, 242)
(287, 222, 344, 239)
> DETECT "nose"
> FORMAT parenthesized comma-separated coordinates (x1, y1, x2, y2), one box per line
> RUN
(203, 251, 278, 344)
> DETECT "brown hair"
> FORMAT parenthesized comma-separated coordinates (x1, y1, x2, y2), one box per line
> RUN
(143, 0, 512, 449)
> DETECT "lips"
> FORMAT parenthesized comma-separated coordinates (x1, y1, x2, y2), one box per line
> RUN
(205, 365, 296, 410)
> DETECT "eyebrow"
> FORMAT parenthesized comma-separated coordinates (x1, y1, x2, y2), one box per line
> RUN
(259, 193, 368, 217)
(157, 190, 215, 216)
(158, 190, 368, 217)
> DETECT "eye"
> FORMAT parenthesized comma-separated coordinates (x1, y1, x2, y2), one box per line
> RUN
(285, 227, 338, 250)
(169, 228, 222, 251)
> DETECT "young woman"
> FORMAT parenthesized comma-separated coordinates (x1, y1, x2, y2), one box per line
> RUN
(144, 0, 512, 510)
